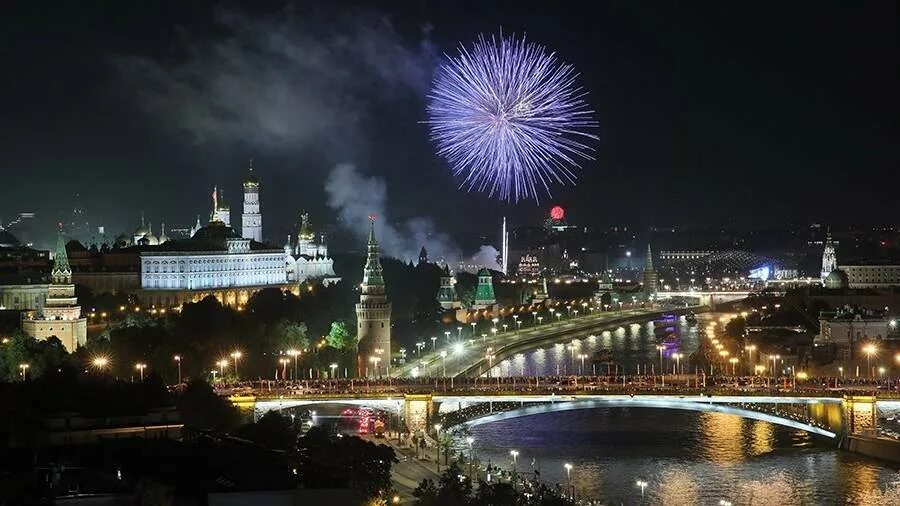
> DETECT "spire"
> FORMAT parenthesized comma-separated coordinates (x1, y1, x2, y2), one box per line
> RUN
(645, 244, 654, 270)
(140, 211, 145, 226)
(244, 158, 260, 186)
(210, 186, 218, 222)
(51, 225, 71, 284)
(362, 215, 384, 290)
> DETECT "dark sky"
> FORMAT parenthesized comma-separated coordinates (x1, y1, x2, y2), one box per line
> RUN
(1, 1, 897, 252)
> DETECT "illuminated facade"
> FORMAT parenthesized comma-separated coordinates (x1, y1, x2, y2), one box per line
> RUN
(241, 160, 262, 242)
(836, 264, 900, 289)
(283, 212, 337, 284)
(516, 253, 541, 278)
(821, 231, 837, 281)
(472, 268, 496, 309)
(356, 219, 391, 376)
(437, 264, 460, 310)
(22, 231, 87, 352)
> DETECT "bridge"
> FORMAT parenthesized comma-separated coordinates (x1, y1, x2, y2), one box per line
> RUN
(391, 306, 703, 379)
(655, 290, 773, 307)
(226, 381, 894, 444)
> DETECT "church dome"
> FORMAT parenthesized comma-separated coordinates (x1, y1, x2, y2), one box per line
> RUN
(134, 223, 150, 237)
(824, 269, 849, 290)
(0, 230, 20, 248)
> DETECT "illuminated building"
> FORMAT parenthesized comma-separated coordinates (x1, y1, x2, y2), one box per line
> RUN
(283, 212, 337, 284)
(516, 253, 541, 278)
(241, 160, 262, 242)
(642, 244, 658, 299)
(472, 268, 496, 309)
(821, 230, 837, 281)
(356, 218, 391, 376)
(437, 264, 460, 310)
(836, 264, 900, 289)
(22, 230, 87, 352)
(213, 186, 231, 226)
(531, 275, 549, 304)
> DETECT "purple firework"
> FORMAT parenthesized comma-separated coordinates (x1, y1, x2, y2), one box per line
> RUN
(426, 33, 598, 202)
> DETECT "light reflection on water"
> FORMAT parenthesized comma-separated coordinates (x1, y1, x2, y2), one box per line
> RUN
(466, 408, 899, 504)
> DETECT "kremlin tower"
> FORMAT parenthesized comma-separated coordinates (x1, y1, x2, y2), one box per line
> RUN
(642, 244, 658, 299)
(22, 228, 87, 352)
(356, 217, 391, 377)
(241, 160, 262, 242)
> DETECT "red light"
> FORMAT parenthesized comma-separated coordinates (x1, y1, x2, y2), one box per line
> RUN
(550, 206, 565, 221)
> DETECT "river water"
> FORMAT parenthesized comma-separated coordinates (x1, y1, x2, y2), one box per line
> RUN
(469, 313, 900, 503)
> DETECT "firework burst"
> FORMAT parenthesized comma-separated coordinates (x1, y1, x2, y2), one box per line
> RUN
(426, 32, 598, 202)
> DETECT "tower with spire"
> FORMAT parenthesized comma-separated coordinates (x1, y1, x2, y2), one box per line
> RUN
(437, 264, 460, 310)
(356, 217, 392, 377)
(214, 186, 231, 226)
(821, 229, 837, 281)
(22, 227, 87, 352)
(642, 244, 658, 299)
(472, 268, 496, 309)
(241, 159, 262, 242)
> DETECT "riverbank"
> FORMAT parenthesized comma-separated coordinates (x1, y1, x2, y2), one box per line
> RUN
(846, 434, 900, 464)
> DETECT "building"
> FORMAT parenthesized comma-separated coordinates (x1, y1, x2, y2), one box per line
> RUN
(356, 219, 391, 377)
(821, 230, 837, 280)
(241, 160, 262, 242)
(418, 246, 428, 266)
(139, 217, 288, 308)
(437, 264, 459, 310)
(531, 275, 549, 305)
(284, 212, 337, 284)
(836, 264, 900, 289)
(516, 253, 541, 278)
(816, 307, 897, 361)
(642, 244, 658, 299)
(472, 268, 496, 309)
(22, 230, 87, 352)
(213, 186, 231, 226)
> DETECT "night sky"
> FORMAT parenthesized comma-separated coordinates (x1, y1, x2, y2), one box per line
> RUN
(1, 1, 897, 252)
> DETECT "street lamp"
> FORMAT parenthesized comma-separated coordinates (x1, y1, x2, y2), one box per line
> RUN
(745, 344, 756, 367)
(329, 362, 338, 378)
(217, 359, 227, 378)
(92, 355, 110, 373)
(729, 357, 739, 375)
(466, 436, 475, 478)
(434, 424, 443, 472)
(230, 351, 242, 379)
(440, 350, 447, 377)
(19, 363, 29, 381)
(174, 355, 182, 384)
(135, 362, 146, 381)
(636, 479, 648, 500)
(287, 349, 300, 380)
(509, 449, 519, 476)
(656, 344, 665, 374)
(862, 343, 877, 378)
(431, 336, 437, 352)
(564, 463, 573, 498)
(672, 353, 683, 375)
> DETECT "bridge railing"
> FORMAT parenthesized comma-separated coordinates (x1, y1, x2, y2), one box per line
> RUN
(216, 376, 900, 400)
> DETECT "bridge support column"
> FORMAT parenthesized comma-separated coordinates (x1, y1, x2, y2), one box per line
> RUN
(404, 394, 433, 433)
(843, 395, 877, 437)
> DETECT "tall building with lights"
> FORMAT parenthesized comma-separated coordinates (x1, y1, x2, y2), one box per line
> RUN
(642, 244, 658, 299)
(22, 229, 87, 352)
(356, 218, 391, 376)
(241, 160, 262, 242)
(437, 264, 459, 310)
(821, 230, 837, 280)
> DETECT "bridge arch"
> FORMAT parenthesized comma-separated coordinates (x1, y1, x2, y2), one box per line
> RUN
(458, 398, 838, 438)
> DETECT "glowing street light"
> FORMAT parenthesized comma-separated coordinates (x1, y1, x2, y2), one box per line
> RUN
(636, 479, 648, 499)
(431, 336, 437, 352)
(135, 362, 147, 381)
(287, 349, 301, 380)
(230, 351, 243, 379)
(434, 424, 443, 472)
(729, 357, 739, 375)
(466, 436, 475, 478)
(329, 362, 338, 378)
(217, 359, 228, 377)
(509, 449, 519, 475)
(174, 355, 182, 384)
(92, 355, 110, 371)
(19, 363, 29, 380)
(564, 463, 573, 498)
(862, 343, 878, 378)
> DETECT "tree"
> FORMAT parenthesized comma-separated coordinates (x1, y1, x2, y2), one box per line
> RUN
(0, 331, 70, 381)
(236, 411, 297, 451)
(176, 379, 241, 432)
(326, 320, 356, 350)
(298, 426, 396, 498)
(268, 319, 310, 352)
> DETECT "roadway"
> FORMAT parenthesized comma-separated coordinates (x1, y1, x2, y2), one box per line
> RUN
(390, 305, 700, 379)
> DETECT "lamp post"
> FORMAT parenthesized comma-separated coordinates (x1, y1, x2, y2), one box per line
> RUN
(729, 357, 739, 376)
(92, 356, 110, 374)
(509, 449, 519, 478)
(19, 363, 29, 381)
(431, 336, 437, 352)
(672, 353, 683, 375)
(466, 436, 475, 478)
(770, 354, 781, 378)
(135, 362, 146, 381)
(564, 463, 573, 498)
(329, 362, 338, 379)
(656, 345, 665, 374)
(440, 350, 447, 377)
(287, 349, 300, 380)
(434, 424, 443, 472)
(279, 357, 290, 380)
(636, 480, 648, 501)
(230, 351, 242, 379)
(444, 331, 451, 344)
(579, 354, 588, 375)
(174, 355, 182, 384)
(863, 343, 877, 378)
(745, 344, 757, 368)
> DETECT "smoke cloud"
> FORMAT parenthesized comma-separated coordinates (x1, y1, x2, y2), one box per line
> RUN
(325, 164, 500, 270)
(115, 6, 436, 154)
